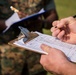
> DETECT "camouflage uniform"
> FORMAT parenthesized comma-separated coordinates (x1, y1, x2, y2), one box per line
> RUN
(0, 0, 56, 75)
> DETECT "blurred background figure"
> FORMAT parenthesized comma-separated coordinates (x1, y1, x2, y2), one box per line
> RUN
(0, 0, 58, 75)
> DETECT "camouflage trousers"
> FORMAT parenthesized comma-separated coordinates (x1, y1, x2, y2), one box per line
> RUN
(0, 44, 28, 75)
(0, 44, 46, 75)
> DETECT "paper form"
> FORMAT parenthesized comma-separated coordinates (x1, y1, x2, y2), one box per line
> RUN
(13, 32, 76, 62)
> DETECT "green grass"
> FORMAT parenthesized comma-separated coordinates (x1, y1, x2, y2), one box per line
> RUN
(55, 0, 76, 19)
(46, 0, 76, 75)
(44, 0, 76, 35)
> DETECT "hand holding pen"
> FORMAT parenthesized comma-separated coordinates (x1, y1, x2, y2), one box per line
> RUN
(10, 6, 28, 18)
(51, 16, 76, 44)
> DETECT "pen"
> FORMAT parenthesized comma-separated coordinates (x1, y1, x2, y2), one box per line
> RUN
(10, 6, 19, 12)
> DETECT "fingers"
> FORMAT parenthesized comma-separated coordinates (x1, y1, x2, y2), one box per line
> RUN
(51, 19, 68, 39)
(51, 27, 65, 38)
(57, 30, 65, 40)
(41, 44, 52, 53)
(51, 27, 61, 37)
(52, 20, 60, 28)
(52, 18, 68, 29)
(51, 26, 58, 32)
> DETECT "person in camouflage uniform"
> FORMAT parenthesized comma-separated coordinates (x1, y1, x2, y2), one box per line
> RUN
(0, 0, 58, 75)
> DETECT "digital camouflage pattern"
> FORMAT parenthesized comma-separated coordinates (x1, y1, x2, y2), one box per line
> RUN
(0, 0, 56, 75)
(11, 0, 55, 15)
(0, 45, 28, 75)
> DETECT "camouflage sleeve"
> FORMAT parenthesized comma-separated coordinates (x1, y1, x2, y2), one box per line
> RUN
(0, 0, 20, 42)
(44, 0, 56, 10)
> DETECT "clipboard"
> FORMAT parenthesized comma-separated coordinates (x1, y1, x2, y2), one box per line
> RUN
(8, 32, 39, 49)
(12, 9, 46, 25)
(8, 30, 47, 54)
(9, 26, 76, 63)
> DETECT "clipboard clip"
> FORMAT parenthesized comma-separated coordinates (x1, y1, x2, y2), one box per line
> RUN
(18, 26, 30, 42)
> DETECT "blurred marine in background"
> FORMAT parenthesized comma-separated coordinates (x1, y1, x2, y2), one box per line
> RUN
(0, 0, 58, 75)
